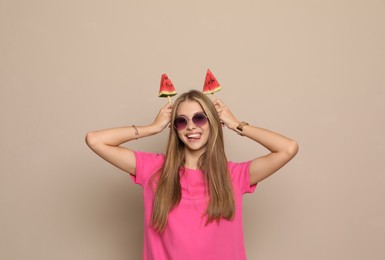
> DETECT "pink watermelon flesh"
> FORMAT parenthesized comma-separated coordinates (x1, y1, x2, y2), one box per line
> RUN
(203, 69, 221, 94)
(159, 74, 177, 97)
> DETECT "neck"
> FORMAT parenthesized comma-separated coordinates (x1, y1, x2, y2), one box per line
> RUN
(183, 148, 205, 170)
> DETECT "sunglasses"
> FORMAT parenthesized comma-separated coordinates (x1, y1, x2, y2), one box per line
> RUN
(173, 112, 208, 131)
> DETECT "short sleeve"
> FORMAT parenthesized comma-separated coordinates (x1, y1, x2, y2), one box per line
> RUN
(131, 151, 165, 186)
(228, 160, 257, 194)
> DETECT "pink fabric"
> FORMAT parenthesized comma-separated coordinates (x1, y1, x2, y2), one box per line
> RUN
(131, 151, 256, 260)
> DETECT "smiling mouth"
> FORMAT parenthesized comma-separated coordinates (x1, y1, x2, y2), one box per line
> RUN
(186, 133, 201, 140)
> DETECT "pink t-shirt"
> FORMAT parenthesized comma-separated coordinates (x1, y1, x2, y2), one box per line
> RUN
(131, 151, 256, 260)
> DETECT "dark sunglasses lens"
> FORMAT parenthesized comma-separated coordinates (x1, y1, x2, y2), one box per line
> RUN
(193, 113, 207, 126)
(174, 117, 188, 130)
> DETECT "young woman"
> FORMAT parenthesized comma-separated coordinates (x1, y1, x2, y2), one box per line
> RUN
(85, 90, 298, 260)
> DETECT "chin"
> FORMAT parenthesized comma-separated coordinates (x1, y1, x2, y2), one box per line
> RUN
(182, 139, 208, 152)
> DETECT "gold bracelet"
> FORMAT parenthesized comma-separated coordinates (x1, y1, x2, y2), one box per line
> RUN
(236, 121, 249, 136)
(132, 125, 139, 139)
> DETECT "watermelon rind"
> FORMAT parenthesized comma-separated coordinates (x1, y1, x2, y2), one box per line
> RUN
(203, 85, 222, 94)
(158, 91, 177, 97)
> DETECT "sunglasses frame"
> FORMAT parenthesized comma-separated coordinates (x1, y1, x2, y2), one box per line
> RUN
(173, 112, 208, 131)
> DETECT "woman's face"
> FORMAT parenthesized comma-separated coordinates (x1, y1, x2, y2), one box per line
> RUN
(175, 100, 210, 154)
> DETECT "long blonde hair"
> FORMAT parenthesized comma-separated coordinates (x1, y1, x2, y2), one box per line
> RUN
(151, 90, 235, 232)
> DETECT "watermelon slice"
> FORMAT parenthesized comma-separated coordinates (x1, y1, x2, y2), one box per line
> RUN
(158, 74, 177, 98)
(203, 69, 222, 94)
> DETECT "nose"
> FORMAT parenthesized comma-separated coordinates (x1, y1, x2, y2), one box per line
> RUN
(186, 118, 196, 130)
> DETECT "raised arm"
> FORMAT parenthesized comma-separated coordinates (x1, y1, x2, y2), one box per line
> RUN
(85, 102, 173, 175)
(214, 99, 299, 185)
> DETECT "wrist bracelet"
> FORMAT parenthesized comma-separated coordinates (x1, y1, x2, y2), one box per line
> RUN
(236, 121, 249, 136)
(132, 125, 139, 139)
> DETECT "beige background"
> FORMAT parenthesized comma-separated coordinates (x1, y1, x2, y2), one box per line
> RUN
(1, 0, 384, 259)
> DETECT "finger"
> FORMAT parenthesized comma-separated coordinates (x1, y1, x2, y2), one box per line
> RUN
(214, 99, 224, 107)
(163, 102, 173, 109)
(214, 101, 224, 112)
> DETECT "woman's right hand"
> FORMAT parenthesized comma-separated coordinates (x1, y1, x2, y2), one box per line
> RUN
(151, 102, 173, 132)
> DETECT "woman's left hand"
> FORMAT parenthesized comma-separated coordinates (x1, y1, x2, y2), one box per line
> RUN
(213, 99, 239, 131)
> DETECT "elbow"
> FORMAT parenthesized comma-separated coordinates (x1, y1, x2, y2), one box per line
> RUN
(285, 140, 299, 160)
(286, 139, 299, 158)
(85, 131, 98, 148)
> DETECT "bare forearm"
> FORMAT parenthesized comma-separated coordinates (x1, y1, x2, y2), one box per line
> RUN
(214, 98, 298, 156)
(239, 124, 298, 156)
(85, 103, 172, 148)
(85, 124, 161, 148)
